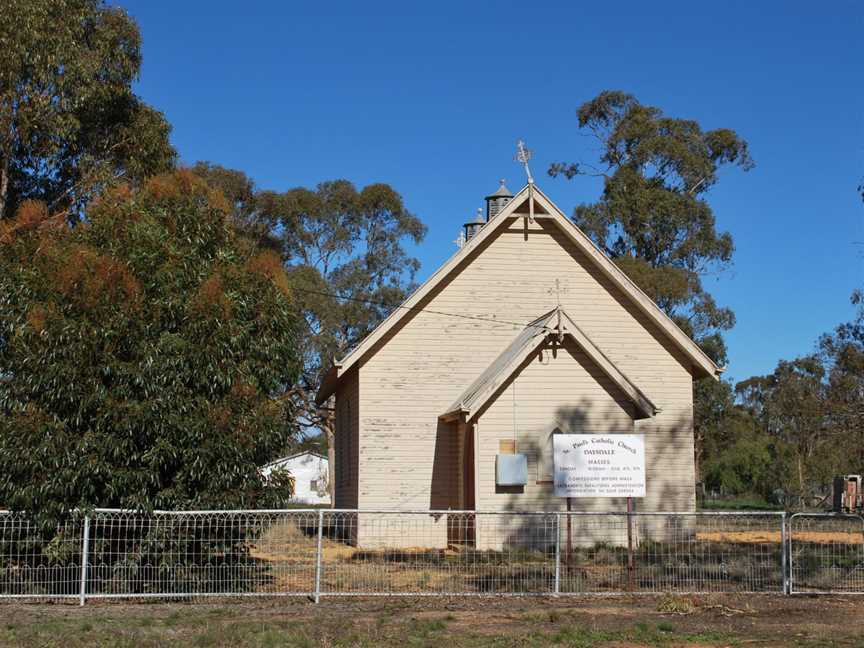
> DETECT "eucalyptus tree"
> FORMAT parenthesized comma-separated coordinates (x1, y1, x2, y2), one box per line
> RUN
(0, 0, 175, 220)
(737, 358, 834, 507)
(0, 171, 300, 522)
(254, 181, 426, 496)
(818, 291, 864, 472)
(550, 91, 753, 480)
(186, 165, 426, 499)
(550, 90, 753, 364)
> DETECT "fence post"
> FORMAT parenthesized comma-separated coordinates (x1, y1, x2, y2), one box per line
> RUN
(314, 509, 324, 603)
(78, 514, 90, 606)
(554, 513, 561, 596)
(780, 512, 788, 595)
(626, 498, 635, 592)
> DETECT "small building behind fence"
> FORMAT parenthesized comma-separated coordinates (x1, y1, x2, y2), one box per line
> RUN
(261, 452, 330, 506)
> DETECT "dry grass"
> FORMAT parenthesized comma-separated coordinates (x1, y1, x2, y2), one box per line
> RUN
(698, 530, 864, 544)
(1, 594, 863, 647)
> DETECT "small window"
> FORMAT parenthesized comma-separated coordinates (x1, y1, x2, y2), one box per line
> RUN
(310, 479, 318, 491)
(538, 425, 567, 482)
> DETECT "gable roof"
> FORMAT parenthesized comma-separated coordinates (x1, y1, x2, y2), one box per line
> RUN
(316, 183, 721, 404)
(440, 307, 659, 423)
(262, 451, 328, 470)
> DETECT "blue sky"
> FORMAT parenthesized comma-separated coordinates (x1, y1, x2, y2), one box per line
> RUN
(120, 0, 862, 382)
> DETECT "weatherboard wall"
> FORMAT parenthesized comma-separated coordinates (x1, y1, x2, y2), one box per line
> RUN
(334, 367, 359, 509)
(347, 215, 696, 523)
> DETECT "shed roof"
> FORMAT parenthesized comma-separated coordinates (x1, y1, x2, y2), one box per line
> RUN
(440, 307, 659, 423)
(261, 451, 328, 470)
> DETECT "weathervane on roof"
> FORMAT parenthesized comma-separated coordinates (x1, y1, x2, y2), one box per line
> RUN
(515, 139, 534, 185)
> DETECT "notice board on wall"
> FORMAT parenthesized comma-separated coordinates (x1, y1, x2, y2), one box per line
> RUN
(553, 434, 645, 498)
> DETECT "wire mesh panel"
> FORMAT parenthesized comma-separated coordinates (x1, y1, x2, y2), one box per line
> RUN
(558, 513, 784, 594)
(86, 510, 320, 599)
(0, 511, 85, 600)
(319, 511, 558, 595)
(0, 509, 793, 601)
(789, 513, 864, 594)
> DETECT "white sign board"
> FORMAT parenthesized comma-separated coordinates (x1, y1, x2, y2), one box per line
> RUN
(553, 434, 645, 498)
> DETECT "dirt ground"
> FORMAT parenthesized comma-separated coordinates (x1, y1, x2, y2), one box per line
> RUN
(0, 594, 862, 647)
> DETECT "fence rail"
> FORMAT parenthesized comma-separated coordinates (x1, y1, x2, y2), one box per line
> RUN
(789, 512, 864, 594)
(1, 508, 861, 602)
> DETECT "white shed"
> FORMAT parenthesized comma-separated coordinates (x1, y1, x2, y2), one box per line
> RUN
(261, 452, 330, 505)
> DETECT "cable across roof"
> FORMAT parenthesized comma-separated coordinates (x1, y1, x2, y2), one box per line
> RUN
(440, 307, 659, 423)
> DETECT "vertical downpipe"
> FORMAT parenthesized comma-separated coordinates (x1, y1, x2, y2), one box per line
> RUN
(314, 509, 324, 603)
(79, 514, 90, 606)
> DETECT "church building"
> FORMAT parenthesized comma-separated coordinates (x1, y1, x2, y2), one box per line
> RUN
(316, 178, 720, 547)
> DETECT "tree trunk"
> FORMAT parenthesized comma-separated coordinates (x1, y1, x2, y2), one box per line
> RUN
(0, 155, 8, 220)
(693, 436, 703, 485)
(320, 397, 336, 508)
(797, 454, 806, 509)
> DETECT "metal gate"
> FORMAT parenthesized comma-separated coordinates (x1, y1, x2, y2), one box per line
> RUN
(789, 513, 864, 594)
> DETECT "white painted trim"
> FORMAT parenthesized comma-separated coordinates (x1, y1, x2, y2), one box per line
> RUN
(473, 422, 480, 513)
(527, 185, 721, 379)
(261, 451, 328, 470)
(315, 184, 721, 403)
(439, 308, 659, 422)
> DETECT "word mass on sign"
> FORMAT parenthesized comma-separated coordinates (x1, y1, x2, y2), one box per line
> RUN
(553, 434, 646, 498)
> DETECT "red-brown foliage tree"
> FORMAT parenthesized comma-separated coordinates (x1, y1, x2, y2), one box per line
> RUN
(0, 171, 301, 523)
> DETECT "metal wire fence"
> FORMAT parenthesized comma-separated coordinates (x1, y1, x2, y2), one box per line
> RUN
(557, 512, 785, 594)
(789, 513, 864, 594)
(1, 508, 861, 602)
(0, 511, 85, 600)
(86, 510, 321, 599)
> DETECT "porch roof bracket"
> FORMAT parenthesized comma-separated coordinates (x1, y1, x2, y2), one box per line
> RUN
(439, 308, 660, 423)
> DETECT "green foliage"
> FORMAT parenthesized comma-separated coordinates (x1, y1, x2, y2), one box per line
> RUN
(295, 431, 327, 455)
(550, 90, 752, 365)
(264, 179, 425, 467)
(0, 170, 301, 523)
(818, 290, 864, 472)
(716, 295, 864, 508)
(695, 378, 786, 502)
(736, 357, 837, 506)
(696, 290, 864, 509)
(189, 162, 271, 248)
(255, 178, 426, 377)
(702, 429, 774, 498)
(551, 91, 755, 496)
(0, 0, 176, 220)
(190, 164, 425, 474)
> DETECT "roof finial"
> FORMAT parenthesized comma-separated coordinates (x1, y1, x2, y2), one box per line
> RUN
(515, 139, 534, 185)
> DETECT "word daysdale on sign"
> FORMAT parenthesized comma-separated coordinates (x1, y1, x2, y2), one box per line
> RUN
(553, 434, 646, 498)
